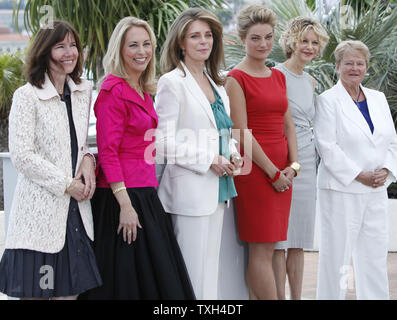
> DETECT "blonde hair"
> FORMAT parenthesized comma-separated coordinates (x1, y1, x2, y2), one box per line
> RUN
(279, 16, 329, 59)
(102, 16, 157, 94)
(160, 7, 225, 85)
(237, 5, 277, 40)
(334, 40, 370, 67)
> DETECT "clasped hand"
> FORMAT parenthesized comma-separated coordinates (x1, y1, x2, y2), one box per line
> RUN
(356, 168, 389, 188)
(66, 155, 96, 201)
(211, 154, 239, 177)
(272, 167, 295, 193)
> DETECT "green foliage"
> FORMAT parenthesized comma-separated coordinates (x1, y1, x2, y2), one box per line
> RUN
(225, 0, 397, 127)
(14, 0, 227, 81)
(0, 52, 25, 119)
(305, 0, 316, 10)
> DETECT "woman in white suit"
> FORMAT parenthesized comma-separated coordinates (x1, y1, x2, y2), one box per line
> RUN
(155, 8, 242, 300)
(315, 40, 397, 300)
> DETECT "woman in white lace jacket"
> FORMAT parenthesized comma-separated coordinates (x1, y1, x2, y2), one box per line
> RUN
(0, 20, 102, 300)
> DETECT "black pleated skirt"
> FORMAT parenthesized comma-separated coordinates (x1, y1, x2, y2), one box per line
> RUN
(0, 199, 103, 299)
(79, 187, 195, 300)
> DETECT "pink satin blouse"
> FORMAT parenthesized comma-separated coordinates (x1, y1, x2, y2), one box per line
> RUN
(95, 74, 158, 188)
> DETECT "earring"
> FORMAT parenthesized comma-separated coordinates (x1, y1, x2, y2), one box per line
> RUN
(181, 48, 185, 57)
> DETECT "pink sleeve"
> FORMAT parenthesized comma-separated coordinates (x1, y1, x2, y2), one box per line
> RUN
(95, 86, 127, 184)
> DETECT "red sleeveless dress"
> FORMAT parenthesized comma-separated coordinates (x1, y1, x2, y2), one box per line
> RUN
(228, 68, 292, 243)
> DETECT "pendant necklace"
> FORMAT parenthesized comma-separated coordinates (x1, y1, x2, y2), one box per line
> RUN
(353, 88, 361, 104)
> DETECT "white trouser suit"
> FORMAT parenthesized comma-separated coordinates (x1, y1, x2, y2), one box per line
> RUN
(314, 81, 397, 300)
(171, 202, 225, 299)
(316, 189, 389, 299)
(155, 63, 238, 299)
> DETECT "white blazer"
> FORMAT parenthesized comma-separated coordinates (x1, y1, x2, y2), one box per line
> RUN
(155, 62, 236, 216)
(6, 74, 94, 253)
(315, 80, 397, 193)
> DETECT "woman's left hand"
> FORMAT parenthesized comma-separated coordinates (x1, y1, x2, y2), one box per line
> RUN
(75, 154, 96, 199)
(373, 168, 389, 188)
(230, 152, 243, 176)
(281, 166, 296, 181)
(211, 155, 236, 177)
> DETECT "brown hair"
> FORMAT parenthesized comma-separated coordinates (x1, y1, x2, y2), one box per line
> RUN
(160, 7, 225, 85)
(24, 20, 83, 88)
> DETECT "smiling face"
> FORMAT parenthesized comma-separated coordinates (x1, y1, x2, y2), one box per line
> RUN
(243, 23, 274, 61)
(292, 29, 320, 64)
(181, 19, 213, 64)
(49, 32, 78, 77)
(121, 26, 153, 77)
(336, 49, 367, 87)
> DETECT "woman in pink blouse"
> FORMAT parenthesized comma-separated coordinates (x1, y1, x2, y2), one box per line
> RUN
(80, 17, 195, 300)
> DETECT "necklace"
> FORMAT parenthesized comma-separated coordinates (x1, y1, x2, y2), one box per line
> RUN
(128, 80, 143, 97)
(352, 88, 361, 103)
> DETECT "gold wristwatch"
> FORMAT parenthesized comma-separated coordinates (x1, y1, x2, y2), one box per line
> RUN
(290, 162, 301, 177)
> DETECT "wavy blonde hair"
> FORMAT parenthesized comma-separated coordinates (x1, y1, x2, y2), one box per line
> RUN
(279, 16, 329, 59)
(102, 16, 157, 94)
(160, 7, 225, 86)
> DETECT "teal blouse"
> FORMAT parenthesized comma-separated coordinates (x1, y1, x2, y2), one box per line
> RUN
(210, 87, 237, 202)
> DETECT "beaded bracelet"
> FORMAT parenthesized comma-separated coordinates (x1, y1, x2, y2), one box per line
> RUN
(113, 186, 127, 195)
(266, 171, 281, 183)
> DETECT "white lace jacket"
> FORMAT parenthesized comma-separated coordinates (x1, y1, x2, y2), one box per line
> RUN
(6, 74, 94, 253)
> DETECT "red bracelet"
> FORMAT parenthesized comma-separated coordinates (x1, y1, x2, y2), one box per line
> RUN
(266, 170, 281, 183)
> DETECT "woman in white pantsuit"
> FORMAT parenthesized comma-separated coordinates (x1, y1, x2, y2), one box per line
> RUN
(155, 8, 242, 300)
(315, 40, 397, 300)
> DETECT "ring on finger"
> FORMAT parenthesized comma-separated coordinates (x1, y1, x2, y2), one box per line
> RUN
(127, 230, 132, 235)
(222, 171, 227, 176)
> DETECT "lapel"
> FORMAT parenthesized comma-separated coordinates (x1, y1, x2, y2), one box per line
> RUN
(33, 73, 61, 100)
(121, 80, 158, 126)
(336, 80, 375, 145)
(67, 77, 90, 149)
(180, 62, 217, 128)
(206, 73, 230, 116)
(361, 86, 383, 142)
(33, 74, 91, 150)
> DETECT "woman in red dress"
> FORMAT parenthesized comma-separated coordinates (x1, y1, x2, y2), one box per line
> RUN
(225, 5, 299, 300)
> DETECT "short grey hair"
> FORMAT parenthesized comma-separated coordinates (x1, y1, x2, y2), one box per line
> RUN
(334, 40, 370, 67)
